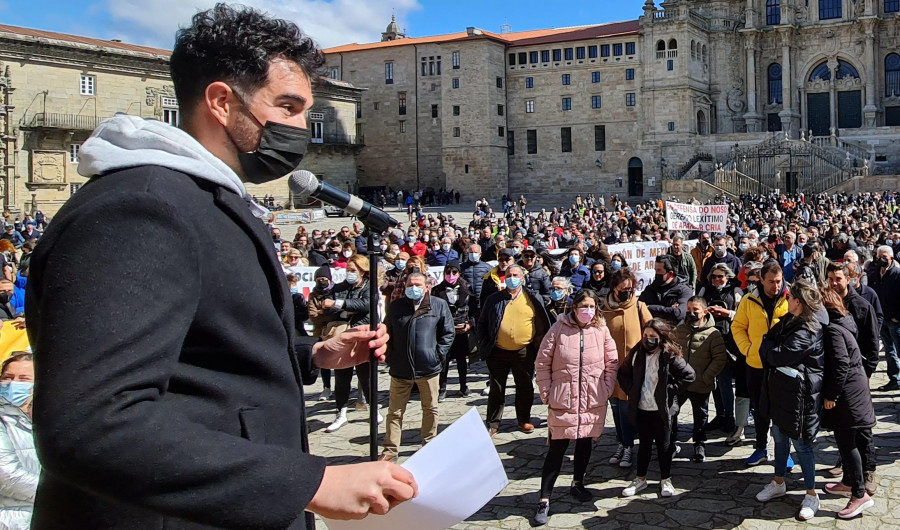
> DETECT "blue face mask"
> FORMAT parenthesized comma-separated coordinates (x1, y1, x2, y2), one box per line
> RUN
(406, 286, 425, 301)
(395, 260, 407, 271)
(0, 381, 33, 406)
(290, 286, 301, 295)
(469, 253, 481, 262)
(611, 261, 623, 271)
(345, 272, 359, 284)
(569, 254, 580, 265)
(505, 276, 522, 290)
(550, 289, 566, 301)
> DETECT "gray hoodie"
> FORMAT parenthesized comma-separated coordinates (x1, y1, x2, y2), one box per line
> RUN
(77, 114, 270, 218)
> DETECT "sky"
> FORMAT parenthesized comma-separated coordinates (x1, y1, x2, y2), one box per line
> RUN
(0, 0, 646, 50)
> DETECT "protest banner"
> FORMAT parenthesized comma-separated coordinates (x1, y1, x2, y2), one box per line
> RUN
(665, 201, 728, 234)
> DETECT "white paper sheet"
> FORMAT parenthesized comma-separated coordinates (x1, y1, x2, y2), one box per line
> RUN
(324, 407, 508, 530)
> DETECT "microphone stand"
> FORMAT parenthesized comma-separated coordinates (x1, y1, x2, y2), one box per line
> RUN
(367, 229, 381, 461)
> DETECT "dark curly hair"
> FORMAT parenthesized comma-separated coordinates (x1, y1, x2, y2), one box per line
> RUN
(170, 3, 325, 118)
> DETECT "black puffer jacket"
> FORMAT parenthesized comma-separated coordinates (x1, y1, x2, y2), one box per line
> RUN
(617, 346, 696, 430)
(523, 264, 552, 305)
(325, 279, 370, 327)
(461, 259, 492, 315)
(638, 277, 693, 325)
(759, 312, 825, 441)
(821, 309, 876, 431)
(842, 288, 881, 378)
(385, 293, 455, 380)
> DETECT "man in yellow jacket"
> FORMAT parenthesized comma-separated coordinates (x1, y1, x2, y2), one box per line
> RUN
(731, 261, 789, 467)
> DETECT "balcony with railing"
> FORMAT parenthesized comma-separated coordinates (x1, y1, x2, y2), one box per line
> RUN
(23, 113, 107, 131)
(310, 133, 365, 146)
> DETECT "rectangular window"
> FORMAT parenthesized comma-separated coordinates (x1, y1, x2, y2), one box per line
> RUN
(767, 113, 783, 132)
(668, 121, 675, 132)
(594, 125, 606, 151)
(452, 51, 460, 69)
(496, 77, 503, 88)
(452, 78, 459, 89)
(667, 59, 674, 71)
(626, 93, 636, 106)
(626, 68, 635, 80)
(613, 43, 623, 56)
(576, 47, 586, 60)
(626, 42, 636, 55)
(69, 143, 80, 163)
(507, 130, 515, 155)
(453, 105, 460, 116)
(80, 74, 95, 95)
(561, 97, 572, 111)
(374, 102, 379, 110)
(601, 44, 610, 57)
(562, 74, 571, 85)
(163, 108, 179, 126)
(498, 126, 505, 137)
(453, 127, 460, 137)
(356, 101, 362, 119)
(436, 57, 441, 75)
(564, 48, 574, 61)
(518, 52, 528, 65)
(421, 59, 427, 76)
(530, 51, 539, 63)
(561, 127, 572, 152)
(588, 45, 598, 58)
(553, 49, 562, 61)
(819, 0, 842, 19)
(591, 95, 602, 109)
(429, 58, 435, 76)
(398, 92, 407, 115)
(330, 67, 339, 79)
(527, 129, 537, 154)
(541, 50, 550, 62)
(885, 106, 900, 126)
(508, 53, 516, 66)
(526, 100, 535, 113)
(767, 0, 782, 24)
(888, 0, 900, 13)
(431, 104, 439, 118)
(385, 62, 394, 84)
(400, 121, 406, 133)
(497, 104, 504, 116)
(525, 77, 534, 89)
(592, 71, 601, 83)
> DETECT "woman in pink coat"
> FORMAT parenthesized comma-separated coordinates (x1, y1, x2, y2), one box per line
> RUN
(531, 289, 619, 526)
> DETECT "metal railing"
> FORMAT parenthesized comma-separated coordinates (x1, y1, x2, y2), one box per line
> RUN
(26, 113, 105, 130)
(310, 133, 365, 146)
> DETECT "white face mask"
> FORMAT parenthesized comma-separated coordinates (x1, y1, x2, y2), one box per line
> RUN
(342, 250, 353, 258)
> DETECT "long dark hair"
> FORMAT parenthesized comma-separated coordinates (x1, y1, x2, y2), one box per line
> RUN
(641, 318, 682, 358)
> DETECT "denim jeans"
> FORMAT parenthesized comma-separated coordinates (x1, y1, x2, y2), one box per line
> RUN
(772, 425, 816, 490)
(881, 321, 900, 385)
(712, 359, 734, 419)
(609, 397, 636, 447)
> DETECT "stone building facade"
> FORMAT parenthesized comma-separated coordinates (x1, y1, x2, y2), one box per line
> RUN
(326, 0, 900, 203)
(0, 24, 363, 216)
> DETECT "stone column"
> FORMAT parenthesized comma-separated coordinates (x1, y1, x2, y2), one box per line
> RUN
(863, 17, 879, 127)
(778, 28, 800, 137)
(744, 30, 764, 132)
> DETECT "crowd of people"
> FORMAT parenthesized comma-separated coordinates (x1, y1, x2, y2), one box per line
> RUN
(279, 189, 900, 524)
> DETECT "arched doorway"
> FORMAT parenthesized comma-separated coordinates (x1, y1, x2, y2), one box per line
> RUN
(697, 110, 708, 135)
(628, 157, 643, 197)
(805, 59, 862, 136)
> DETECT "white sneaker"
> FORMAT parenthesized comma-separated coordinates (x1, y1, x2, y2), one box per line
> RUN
(622, 478, 648, 497)
(325, 409, 348, 433)
(798, 494, 819, 521)
(756, 480, 787, 502)
(376, 412, 384, 424)
(725, 426, 745, 446)
(609, 443, 624, 465)
(619, 446, 634, 468)
(482, 385, 491, 396)
(660, 478, 675, 497)
(318, 388, 332, 401)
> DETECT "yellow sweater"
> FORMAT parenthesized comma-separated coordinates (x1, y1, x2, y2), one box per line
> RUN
(495, 291, 536, 351)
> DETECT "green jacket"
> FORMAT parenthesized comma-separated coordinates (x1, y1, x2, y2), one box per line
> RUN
(675, 314, 728, 393)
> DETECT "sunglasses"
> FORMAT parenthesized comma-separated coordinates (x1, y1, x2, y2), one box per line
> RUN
(711, 274, 726, 279)
(592, 270, 605, 275)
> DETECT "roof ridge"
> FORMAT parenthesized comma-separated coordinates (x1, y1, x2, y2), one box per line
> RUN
(0, 22, 171, 56)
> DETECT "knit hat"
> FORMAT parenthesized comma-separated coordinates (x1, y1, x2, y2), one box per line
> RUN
(445, 259, 461, 272)
(314, 265, 332, 281)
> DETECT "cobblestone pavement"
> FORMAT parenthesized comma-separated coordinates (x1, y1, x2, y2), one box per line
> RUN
(307, 358, 900, 529)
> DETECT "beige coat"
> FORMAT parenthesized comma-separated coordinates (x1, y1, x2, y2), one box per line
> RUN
(601, 294, 653, 400)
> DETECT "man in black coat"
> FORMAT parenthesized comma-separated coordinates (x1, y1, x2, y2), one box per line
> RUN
(640, 255, 693, 325)
(867, 245, 900, 391)
(25, 6, 415, 529)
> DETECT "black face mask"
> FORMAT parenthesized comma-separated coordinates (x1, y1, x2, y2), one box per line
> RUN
(0, 292, 10, 304)
(686, 312, 701, 323)
(654, 273, 668, 286)
(876, 258, 890, 268)
(643, 337, 659, 350)
(616, 290, 633, 303)
(228, 93, 309, 184)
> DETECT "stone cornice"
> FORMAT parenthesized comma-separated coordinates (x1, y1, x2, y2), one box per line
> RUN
(0, 37, 170, 78)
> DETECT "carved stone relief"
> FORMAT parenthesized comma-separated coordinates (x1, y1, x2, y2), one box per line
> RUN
(30, 151, 65, 184)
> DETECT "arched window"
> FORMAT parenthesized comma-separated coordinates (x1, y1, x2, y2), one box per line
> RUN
(836, 60, 860, 79)
(768, 63, 783, 104)
(691, 40, 696, 59)
(819, 0, 842, 20)
(809, 62, 831, 81)
(657, 40, 666, 52)
(668, 39, 678, 50)
(808, 59, 860, 82)
(702, 45, 708, 63)
(767, 0, 782, 25)
(697, 110, 708, 135)
(886, 53, 900, 96)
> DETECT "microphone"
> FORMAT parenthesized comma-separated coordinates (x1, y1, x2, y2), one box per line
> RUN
(288, 170, 399, 233)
